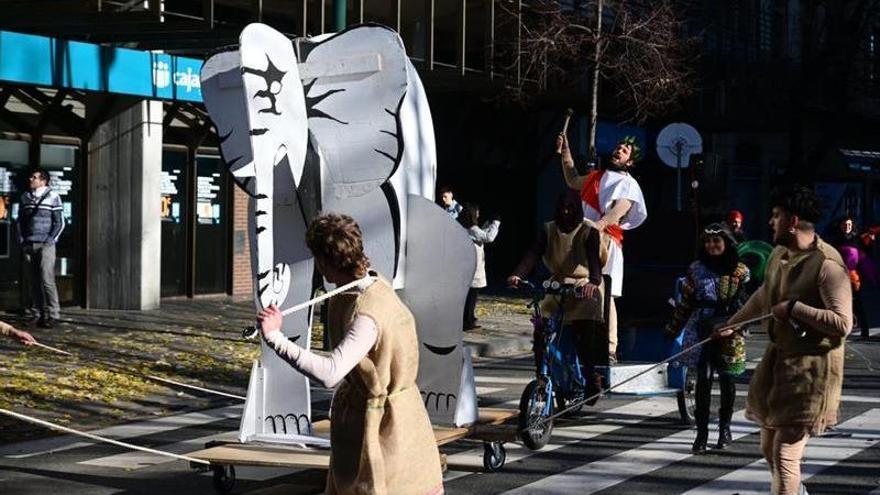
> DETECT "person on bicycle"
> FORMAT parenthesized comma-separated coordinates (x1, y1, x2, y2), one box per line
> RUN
(507, 190, 606, 398)
(665, 222, 750, 454)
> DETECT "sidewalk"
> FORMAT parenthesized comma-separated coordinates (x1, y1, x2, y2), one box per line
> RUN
(0, 294, 534, 444)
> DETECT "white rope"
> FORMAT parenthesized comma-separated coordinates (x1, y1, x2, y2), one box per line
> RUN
(0, 408, 211, 465)
(144, 375, 246, 401)
(27, 339, 247, 402)
(279, 276, 376, 317)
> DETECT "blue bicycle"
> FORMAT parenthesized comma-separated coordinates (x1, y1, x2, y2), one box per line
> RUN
(516, 280, 591, 450)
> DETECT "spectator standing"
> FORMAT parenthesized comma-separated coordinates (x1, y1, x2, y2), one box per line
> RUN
(726, 210, 747, 243)
(459, 203, 500, 331)
(18, 167, 64, 328)
(439, 185, 463, 219)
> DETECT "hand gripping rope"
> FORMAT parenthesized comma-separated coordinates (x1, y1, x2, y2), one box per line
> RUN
(241, 276, 377, 340)
(525, 313, 775, 431)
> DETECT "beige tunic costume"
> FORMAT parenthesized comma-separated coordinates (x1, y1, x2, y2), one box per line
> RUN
(540, 220, 605, 323)
(727, 238, 852, 433)
(326, 276, 443, 495)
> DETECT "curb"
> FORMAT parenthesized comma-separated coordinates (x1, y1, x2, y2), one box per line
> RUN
(464, 335, 533, 359)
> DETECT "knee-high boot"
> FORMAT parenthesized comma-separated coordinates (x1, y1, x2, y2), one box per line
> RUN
(716, 373, 736, 449)
(692, 359, 712, 454)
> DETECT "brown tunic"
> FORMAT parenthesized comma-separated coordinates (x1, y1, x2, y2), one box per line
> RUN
(325, 276, 443, 495)
(540, 221, 605, 323)
(728, 238, 852, 433)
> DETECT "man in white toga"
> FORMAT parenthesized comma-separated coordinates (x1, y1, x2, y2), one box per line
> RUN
(557, 134, 648, 363)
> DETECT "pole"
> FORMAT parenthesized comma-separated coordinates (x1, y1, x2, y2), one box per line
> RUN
(333, 0, 347, 31)
(676, 141, 683, 212)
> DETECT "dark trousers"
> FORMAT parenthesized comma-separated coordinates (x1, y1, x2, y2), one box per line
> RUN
(533, 320, 606, 386)
(694, 340, 735, 432)
(463, 287, 479, 329)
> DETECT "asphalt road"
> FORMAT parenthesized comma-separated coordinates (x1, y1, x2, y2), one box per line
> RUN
(0, 329, 878, 495)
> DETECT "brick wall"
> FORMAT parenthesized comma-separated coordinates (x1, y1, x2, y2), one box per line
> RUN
(231, 185, 253, 298)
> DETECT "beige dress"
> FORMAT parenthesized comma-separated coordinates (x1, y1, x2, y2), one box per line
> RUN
(728, 238, 852, 433)
(325, 276, 443, 495)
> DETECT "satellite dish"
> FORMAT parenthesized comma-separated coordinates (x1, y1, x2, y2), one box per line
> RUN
(656, 123, 702, 169)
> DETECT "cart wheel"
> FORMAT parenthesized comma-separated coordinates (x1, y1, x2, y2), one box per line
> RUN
(212, 465, 236, 494)
(677, 366, 697, 425)
(482, 442, 506, 472)
(518, 379, 554, 450)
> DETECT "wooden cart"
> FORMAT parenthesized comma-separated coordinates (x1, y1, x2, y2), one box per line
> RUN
(188, 408, 518, 494)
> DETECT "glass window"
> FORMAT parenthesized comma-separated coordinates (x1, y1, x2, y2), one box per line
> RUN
(195, 155, 229, 295)
(161, 150, 189, 297)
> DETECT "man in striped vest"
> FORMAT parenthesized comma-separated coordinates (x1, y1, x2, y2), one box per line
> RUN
(18, 167, 64, 328)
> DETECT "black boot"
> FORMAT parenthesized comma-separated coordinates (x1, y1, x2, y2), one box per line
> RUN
(692, 428, 708, 454)
(715, 424, 732, 450)
(716, 374, 735, 450)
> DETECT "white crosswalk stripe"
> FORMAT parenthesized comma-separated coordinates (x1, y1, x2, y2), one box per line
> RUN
(0, 405, 242, 459)
(501, 410, 759, 494)
(444, 395, 681, 482)
(78, 431, 238, 469)
(682, 408, 880, 495)
(5, 366, 879, 494)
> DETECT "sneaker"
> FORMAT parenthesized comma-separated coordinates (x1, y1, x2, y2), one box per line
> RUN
(38, 317, 56, 329)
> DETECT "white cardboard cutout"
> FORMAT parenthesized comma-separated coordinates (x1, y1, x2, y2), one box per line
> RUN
(200, 23, 478, 443)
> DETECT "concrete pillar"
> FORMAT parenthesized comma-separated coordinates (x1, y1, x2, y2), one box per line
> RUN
(87, 100, 162, 310)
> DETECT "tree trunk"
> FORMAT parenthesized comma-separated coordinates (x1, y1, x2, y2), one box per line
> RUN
(589, 0, 603, 159)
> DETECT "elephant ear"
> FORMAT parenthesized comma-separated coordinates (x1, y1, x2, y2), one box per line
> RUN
(239, 23, 309, 191)
(201, 49, 257, 197)
(298, 25, 408, 199)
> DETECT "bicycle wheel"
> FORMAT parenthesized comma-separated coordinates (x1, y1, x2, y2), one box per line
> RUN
(677, 366, 697, 425)
(518, 379, 554, 450)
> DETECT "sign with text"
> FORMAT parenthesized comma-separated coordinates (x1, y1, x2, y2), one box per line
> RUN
(0, 30, 203, 102)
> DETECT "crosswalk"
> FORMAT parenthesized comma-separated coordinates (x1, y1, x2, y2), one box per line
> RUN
(2, 366, 879, 495)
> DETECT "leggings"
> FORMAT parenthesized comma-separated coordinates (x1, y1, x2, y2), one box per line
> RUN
(760, 426, 810, 495)
(694, 340, 736, 431)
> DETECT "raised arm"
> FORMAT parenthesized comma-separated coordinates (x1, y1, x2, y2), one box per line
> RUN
(557, 134, 586, 192)
(469, 220, 500, 244)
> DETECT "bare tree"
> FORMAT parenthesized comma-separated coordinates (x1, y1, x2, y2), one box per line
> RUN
(496, 0, 698, 157)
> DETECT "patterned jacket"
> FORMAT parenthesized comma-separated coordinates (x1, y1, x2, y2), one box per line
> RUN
(18, 187, 64, 245)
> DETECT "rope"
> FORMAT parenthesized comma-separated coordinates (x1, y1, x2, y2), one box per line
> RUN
(280, 276, 376, 317)
(28, 338, 246, 401)
(0, 408, 211, 465)
(524, 313, 774, 430)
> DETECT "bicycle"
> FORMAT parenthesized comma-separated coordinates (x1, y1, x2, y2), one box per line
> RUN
(516, 279, 594, 450)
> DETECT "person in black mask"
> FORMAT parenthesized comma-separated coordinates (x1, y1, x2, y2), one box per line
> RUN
(666, 222, 751, 453)
(508, 190, 606, 401)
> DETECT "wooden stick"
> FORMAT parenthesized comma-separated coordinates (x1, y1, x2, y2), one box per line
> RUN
(32, 341, 72, 356)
